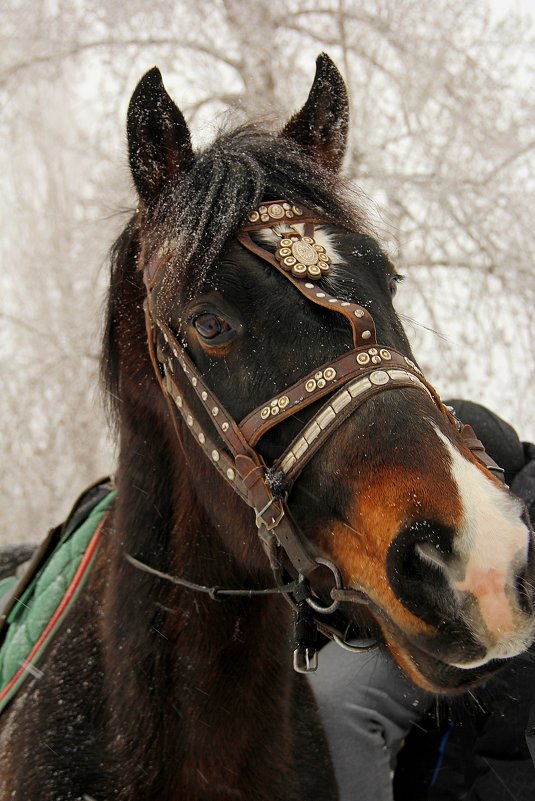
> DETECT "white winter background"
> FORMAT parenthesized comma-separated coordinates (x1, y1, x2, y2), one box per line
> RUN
(1, 0, 534, 543)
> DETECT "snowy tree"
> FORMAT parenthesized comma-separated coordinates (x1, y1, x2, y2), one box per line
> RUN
(1, 0, 534, 540)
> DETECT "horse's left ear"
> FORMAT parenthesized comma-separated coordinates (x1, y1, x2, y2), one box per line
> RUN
(281, 53, 349, 172)
(127, 67, 194, 204)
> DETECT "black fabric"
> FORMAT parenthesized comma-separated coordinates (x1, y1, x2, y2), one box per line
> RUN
(511, 443, 535, 523)
(447, 399, 525, 486)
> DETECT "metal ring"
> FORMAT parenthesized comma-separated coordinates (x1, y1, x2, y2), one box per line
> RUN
(303, 558, 342, 615)
(332, 633, 378, 653)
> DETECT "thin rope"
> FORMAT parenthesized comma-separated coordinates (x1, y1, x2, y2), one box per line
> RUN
(124, 552, 302, 601)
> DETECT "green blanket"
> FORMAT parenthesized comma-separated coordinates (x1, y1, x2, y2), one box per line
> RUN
(0, 488, 115, 713)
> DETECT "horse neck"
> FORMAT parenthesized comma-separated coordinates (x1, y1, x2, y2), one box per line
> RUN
(107, 407, 293, 685)
(99, 412, 298, 796)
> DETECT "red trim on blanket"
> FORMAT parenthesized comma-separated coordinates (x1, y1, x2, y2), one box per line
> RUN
(0, 515, 106, 704)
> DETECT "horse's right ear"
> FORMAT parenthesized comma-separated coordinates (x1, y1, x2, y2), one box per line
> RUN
(127, 67, 194, 204)
(280, 54, 349, 173)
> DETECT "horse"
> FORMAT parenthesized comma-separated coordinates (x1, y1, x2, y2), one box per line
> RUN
(0, 54, 533, 801)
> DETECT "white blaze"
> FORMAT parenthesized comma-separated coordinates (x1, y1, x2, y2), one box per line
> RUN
(436, 428, 533, 667)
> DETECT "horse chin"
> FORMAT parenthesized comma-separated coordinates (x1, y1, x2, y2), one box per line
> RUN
(381, 623, 510, 694)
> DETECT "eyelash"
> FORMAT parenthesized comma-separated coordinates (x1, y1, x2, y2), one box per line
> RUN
(389, 274, 404, 296)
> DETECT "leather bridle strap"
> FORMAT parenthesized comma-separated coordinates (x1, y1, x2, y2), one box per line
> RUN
(236, 229, 376, 350)
(147, 309, 320, 577)
(141, 198, 506, 638)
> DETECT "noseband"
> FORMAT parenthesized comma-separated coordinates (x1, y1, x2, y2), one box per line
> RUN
(141, 201, 503, 671)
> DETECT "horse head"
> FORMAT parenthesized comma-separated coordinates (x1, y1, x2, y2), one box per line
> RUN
(111, 54, 534, 694)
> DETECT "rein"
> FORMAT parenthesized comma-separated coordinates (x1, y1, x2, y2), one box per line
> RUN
(140, 200, 504, 672)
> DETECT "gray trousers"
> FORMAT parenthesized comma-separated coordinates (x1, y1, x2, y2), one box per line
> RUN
(308, 641, 432, 801)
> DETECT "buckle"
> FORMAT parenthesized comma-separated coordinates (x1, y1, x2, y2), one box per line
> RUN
(293, 646, 318, 673)
(254, 497, 284, 530)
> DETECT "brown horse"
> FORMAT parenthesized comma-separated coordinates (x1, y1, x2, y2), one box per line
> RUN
(0, 54, 533, 801)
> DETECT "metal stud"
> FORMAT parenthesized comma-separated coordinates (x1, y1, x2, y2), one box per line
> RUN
(292, 206, 303, 215)
(221, 422, 229, 432)
(261, 407, 270, 419)
(306, 379, 317, 393)
(278, 395, 290, 408)
(186, 414, 193, 426)
(357, 353, 370, 365)
(354, 310, 365, 318)
(303, 421, 321, 443)
(324, 367, 337, 380)
(369, 348, 378, 355)
(283, 203, 291, 210)
(259, 205, 267, 214)
(370, 371, 390, 386)
(271, 406, 279, 415)
(371, 355, 381, 364)
(176, 395, 183, 407)
(192, 377, 197, 386)
(314, 372, 322, 380)
(328, 298, 339, 304)
(212, 406, 219, 416)
(361, 330, 372, 340)
(248, 211, 260, 222)
(281, 452, 297, 473)
(305, 282, 314, 289)
(271, 399, 278, 407)
(302, 236, 314, 244)
(212, 450, 220, 462)
(198, 432, 205, 444)
(341, 302, 350, 307)
(404, 357, 419, 372)
(307, 265, 321, 278)
(201, 391, 208, 401)
(292, 264, 307, 276)
(281, 238, 293, 247)
(317, 407, 336, 429)
(316, 292, 326, 298)
(293, 438, 309, 459)
(268, 203, 285, 219)
(349, 377, 371, 398)
(332, 390, 351, 413)
(317, 378, 326, 388)
(261, 214, 270, 222)
(279, 247, 291, 256)
(380, 349, 392, 361)
(227, 468, 235, 481)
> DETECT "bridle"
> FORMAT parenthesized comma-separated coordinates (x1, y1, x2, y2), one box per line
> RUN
(140, 200, 504, 672)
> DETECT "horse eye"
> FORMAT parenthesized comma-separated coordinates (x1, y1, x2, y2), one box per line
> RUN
(193, 313, 231, 341)
(388, 274, 404, 298)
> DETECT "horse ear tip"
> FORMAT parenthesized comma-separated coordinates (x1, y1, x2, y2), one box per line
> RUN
(131, 67, 164, 100)
(316, 53, 338, 75)
(145, 66, 163, 83)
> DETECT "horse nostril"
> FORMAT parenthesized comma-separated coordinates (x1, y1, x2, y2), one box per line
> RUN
(386, 520, 459, 627)
(414, 540, 451, 574)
